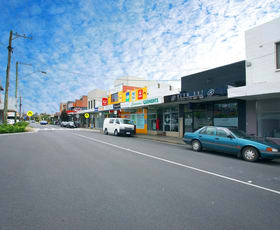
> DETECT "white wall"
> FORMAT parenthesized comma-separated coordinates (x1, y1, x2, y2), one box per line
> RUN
(245, 17, 280, 85)
(114, 76, 156, 88)
(87, 89, 107, 109)
(147, 84, 180, 98)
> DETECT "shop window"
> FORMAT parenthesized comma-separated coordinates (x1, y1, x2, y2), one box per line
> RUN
(193, 103, 213, 131)
(276, 42, 280, 69)
(214, 102, 238, 128)
(257, 99, 280, 138)
(163, 107, 178, 132)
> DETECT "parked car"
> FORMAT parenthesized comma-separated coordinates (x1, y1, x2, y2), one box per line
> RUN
(66, 121, 76, 128)
(183, 126, 280, 162)
(61, 121, 68, 127)
(40, 120, 48, 125)
(103, 118, 135, 136)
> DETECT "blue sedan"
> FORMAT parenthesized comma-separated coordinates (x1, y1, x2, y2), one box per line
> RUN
(183, 126, 280, 162)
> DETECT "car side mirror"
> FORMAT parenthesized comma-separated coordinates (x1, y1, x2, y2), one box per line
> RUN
(227, 134, 234, 139)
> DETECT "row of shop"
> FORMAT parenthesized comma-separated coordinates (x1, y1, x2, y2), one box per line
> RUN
(74, 88, 246, 138)
(66, 59, 279, 145)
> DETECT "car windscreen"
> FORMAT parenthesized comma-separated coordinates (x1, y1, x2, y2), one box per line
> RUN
(229, 129, 247, 138)
(121, 119, 133, 124)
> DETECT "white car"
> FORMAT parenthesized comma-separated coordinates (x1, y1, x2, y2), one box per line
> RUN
(103, 118, 135, 136)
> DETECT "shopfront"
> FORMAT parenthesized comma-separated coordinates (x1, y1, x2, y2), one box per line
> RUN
(164, 87, 246, 135)
(182, 100, 245, 133)
(120, 108, 147, 134)
(253, 98, 280, 144)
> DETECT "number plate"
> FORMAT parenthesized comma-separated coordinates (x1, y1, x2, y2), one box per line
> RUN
(126, 132, 130, 134)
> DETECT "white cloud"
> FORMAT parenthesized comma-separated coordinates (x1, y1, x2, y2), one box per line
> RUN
(0, 0, 280, 113)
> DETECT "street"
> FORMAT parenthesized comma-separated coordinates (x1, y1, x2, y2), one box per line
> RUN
(0, 125, 280, 230)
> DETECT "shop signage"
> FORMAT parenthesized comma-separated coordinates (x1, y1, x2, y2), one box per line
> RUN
(125, 92, 130, 102)
(113, 103, 121, 110)
(73, 107, 81, 111)
(102, 98, 108, 106)
(143, 97, 163, 105)
(121, 102, 131, 108)
(98, 106, 104, 111)
(131, 101, 143, 107)
(138, 89, 143, 100)
(103, 104, 113, 111)
(132, 91, 136, 101)
(164, 88, 227, 103)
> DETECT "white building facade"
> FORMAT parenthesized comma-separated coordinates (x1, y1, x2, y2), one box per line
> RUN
(228, 17, 280, 142)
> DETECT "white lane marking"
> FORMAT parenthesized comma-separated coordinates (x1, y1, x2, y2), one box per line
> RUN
(72, 132, 280, 196)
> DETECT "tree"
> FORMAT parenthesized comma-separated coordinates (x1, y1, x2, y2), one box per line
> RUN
(60, 109, 68, 121)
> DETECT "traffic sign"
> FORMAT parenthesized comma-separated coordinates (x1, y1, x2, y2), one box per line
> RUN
(27, 111, 33, 117)
(84, 113, 89, 118)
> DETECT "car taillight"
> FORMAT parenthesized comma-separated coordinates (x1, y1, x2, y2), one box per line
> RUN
(266, 147, 278, 152)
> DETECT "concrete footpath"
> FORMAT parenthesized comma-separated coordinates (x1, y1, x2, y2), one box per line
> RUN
(82, 127, 185, 145)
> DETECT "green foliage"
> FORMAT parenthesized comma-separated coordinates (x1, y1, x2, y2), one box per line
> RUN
(0, 122, 29, 134)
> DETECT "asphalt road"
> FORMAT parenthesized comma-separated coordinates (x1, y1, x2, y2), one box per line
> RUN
(0, 124, 280, 230)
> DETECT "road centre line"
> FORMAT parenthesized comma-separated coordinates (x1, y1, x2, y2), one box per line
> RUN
(72, 132, 280, 196)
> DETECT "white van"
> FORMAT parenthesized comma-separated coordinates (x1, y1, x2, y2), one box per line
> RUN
(103, 118, 135, 136)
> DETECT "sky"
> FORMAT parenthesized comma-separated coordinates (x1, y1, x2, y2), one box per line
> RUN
(0, 0, 279, 114)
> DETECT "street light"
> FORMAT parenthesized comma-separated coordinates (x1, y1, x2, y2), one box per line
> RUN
(16, 64, 47, 122)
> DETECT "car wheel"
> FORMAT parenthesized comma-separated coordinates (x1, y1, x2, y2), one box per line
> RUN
(192, 140, 202, 152)
(242, 147, 259, 162)
(104, 129, 108, 135)
(114, 129, 118, 136)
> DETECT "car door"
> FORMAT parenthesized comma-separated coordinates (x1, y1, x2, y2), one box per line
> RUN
(214, 128, 238, 154)
(108, 119, 115, 134)
(199, 127, 217, 150)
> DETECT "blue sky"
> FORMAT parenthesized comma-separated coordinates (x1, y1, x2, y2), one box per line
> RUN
(0, 0, 280, 114)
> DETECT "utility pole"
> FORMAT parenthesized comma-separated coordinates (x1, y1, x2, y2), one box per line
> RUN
(3, 31, 32, 124)
(3, 31, 13, 124)
(15, 62, 32, 123)
(19, 95, 22, 121)
(14, 61, 18, 124)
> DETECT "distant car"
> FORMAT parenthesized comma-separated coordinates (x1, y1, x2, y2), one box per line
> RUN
(40, 120, 48, 125)
(61, 121, 68, 127)
(66, 121, 76, 128)
(183, 126, 280, 162)
(103, 118, 135, 136)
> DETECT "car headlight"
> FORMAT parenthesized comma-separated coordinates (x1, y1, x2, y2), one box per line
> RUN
(266, 147, 278, 152)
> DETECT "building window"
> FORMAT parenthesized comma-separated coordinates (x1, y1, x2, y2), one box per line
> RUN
(276, 42, 280, 69)
(111, 93, 118, 103)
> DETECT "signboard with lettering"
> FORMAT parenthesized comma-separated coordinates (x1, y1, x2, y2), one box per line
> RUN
(164, 88, 227, 103)
(138, 89, 143, 100)
(102, 98, 108, 106)
(126, 92, 130, 102)
(131, 91, 136, 101)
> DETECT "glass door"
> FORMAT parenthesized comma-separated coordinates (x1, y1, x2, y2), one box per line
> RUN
(184, 112, 193, 132)
(163, 112, 171, 131)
